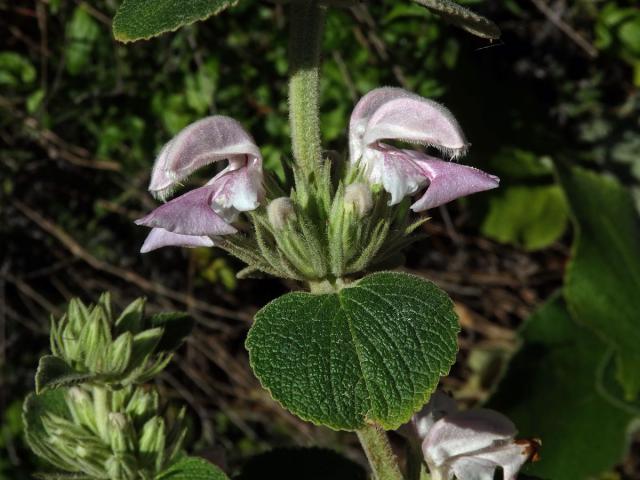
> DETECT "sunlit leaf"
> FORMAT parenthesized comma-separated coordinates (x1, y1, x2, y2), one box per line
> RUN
(246, 272, 459, 430)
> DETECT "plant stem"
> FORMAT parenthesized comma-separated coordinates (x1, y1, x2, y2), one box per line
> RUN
(357, 424, 404, 480)
(288, 0, 326, 178)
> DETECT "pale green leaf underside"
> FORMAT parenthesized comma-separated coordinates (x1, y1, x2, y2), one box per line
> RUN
(412, 0, 501, 39)
(559, 166, 640, 399)
(246, 272, 459, 430)
(113, 0, 239, 43)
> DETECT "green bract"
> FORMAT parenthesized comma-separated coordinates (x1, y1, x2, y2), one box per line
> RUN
(23, 386, 189, 480)
(39, 293, 194, 392)
(246, 272, 459, 430)
(113, 0, 239, 42)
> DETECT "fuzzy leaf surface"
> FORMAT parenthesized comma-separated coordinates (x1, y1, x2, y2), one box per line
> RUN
(35, 355, 96, 394)
(113, 0, 239, 42)
(246, 272, 459, 430)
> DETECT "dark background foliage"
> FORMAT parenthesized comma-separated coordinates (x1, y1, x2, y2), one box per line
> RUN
(1, 0, 639, 478)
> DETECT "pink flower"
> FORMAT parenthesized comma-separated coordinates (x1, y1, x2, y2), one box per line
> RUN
(406, 392, 540, 480)
(349, 87, 499, 210)
(135, 116, 264, 253)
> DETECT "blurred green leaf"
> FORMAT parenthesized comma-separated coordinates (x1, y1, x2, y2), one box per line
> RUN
(65, 7, 100, 76)
(490, 295, 634, 479)
(481, 185, 569, 251)
(113, 0, 239, 42)
(0, 52, 36, 86)
(559, 165, 640, 400)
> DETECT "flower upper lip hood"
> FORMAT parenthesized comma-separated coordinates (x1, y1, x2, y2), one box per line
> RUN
(149, 116, 262, 202)
(349, 87, 499, 211)
(406, 391, 540, 480)
(135, 115, 264, 253)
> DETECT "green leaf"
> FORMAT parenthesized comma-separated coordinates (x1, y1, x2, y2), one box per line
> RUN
(157, 456, 229, 480)
(23, 390, 76, 471)
(489, 295, 634, 479)
(113, 0, 239, 43)
(481, 185, 569, 251)
(149, 312, 195, 352)
(237, 447, 366, 480)
(65, 6, 101, 75)
(35, 356, 95, 394)
(558, 166, 640, 399)
(246, 272, 459, 430)
(411, 0, 501, 39)
(597, 349, 640, 416)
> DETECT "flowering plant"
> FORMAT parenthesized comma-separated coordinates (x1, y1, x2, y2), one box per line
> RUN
(22, 1, 555, 480)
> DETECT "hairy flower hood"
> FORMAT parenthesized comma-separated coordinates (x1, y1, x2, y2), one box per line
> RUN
(406, 391, 540, 480)
(136, 116, 264, 253)
(349, 87, 499, 210)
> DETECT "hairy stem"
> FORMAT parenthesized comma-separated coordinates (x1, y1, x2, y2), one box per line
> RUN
(357, 424, 404, 480)
(92, 385, 110, 443)
(288, 0, 325, 178)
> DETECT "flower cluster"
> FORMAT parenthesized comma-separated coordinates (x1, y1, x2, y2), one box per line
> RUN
(406, 391, 540, 480)
(135, 88, 499, 283)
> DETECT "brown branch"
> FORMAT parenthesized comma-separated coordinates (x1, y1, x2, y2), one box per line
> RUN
(14, 200, 252, 323)
(530, 0, 598, 58)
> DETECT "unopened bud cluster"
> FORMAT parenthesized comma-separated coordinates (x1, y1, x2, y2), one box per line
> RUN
(45, 293, 192, 388)
(23, 294, 193, 479)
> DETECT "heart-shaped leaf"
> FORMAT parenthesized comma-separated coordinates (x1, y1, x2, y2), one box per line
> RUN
(113, 0, 239, 43)
(246, 272, 459, 430)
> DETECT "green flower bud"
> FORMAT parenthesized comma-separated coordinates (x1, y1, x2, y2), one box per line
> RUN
(125, 387, 159, 423)
(344, 182, 373, 217)
(105, 454, 137, 480)
(108, 412, 134, 453)
(267, 197, 296, 230)
(139, 416, 166, 472)
(66, 387, 97, 432)
(79, 312, 111, 372)
(108, 332, 133, 375)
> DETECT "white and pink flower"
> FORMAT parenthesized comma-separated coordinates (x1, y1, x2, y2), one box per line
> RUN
(405, 391, 540, 480)
(135, 116, 264, 253)
(349, 87, 499, 210)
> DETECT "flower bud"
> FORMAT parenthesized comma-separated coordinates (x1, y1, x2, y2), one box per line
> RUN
(267, 197, 296, 230)
(108, 332, 133, 375)
(66, 387, 97, 432)
(139, 416, 166, 471)
(105, 454, 137, 480)
(344, 183, 373, 217)
(79, 313, 111, 372)
(108, 412, 133, 453)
